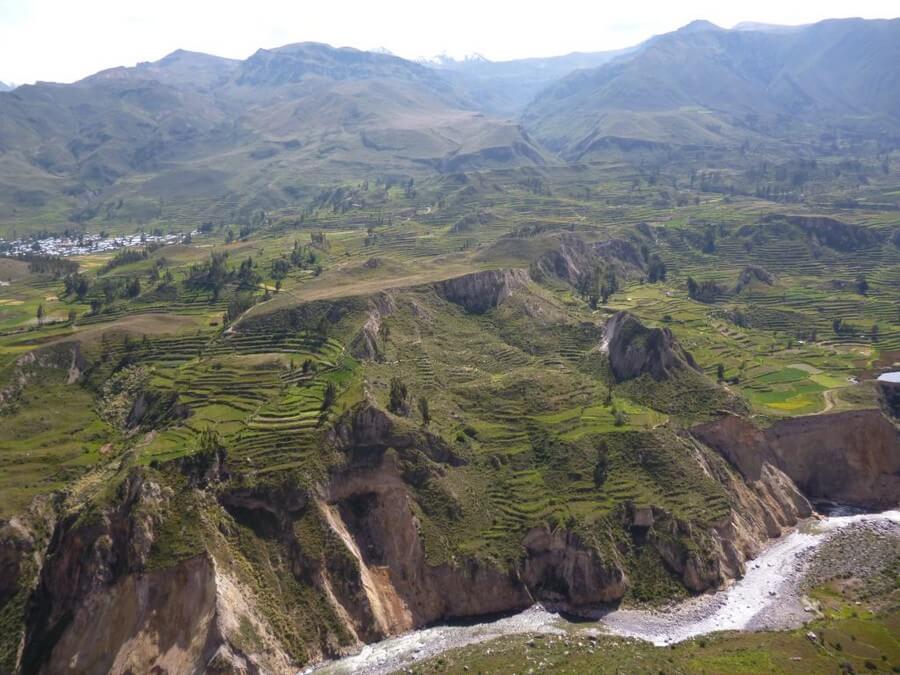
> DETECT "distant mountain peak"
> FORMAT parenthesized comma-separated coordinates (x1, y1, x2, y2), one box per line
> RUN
(0, 81, 14, 92)
(677, 19, 723, 33)
(154, 49, 240, 67)
(417, 52, 491, 69)
(732, 21, 808, 33)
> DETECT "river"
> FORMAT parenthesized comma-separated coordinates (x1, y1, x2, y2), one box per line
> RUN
(306, 509, 900, 675)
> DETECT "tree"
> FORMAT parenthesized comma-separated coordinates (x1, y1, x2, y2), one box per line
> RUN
(381, 321, 391, 352)
(68, 309, 77, 325)
(36, 303, 45, 327)
(198, 428, 224, 455)
(594, 443, 609, 486)
(871, 324, 880, 342)
(604, 358, 614, 406)
(605, 269, 618, 297)
(224, 293, 256, 325)
(716, 364, 725, 382)
(855, 274, 869, 295)
(417, 396, 431, 427)
(388, 377, 409, 415)
(686, 276, 698, 298)
(647, 254, 667, 283)
(833, 318, 843, 335)
(320, 382, 337, 413)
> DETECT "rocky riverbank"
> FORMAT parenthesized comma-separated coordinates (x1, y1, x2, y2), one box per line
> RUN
(309, 510, 900, 674)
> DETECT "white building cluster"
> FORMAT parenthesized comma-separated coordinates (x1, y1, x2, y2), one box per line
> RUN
(0, 230, 195, 258)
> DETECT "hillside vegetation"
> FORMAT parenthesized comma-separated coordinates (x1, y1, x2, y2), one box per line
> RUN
(0, 15, 899, 675)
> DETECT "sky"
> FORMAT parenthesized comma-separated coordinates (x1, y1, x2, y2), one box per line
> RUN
(0, 0, 897, 85)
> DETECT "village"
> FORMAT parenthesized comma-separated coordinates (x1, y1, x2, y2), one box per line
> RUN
(0, 229, 193, 258)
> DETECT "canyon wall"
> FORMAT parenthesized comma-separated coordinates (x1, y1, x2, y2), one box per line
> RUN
(693, 409, 900, 510)
(5, 404, 896, 673)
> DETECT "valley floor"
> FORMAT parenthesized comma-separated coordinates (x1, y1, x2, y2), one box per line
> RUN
(311, 510, 900, 674)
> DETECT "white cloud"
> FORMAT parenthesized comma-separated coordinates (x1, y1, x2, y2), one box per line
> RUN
(0, 0, 896, 84)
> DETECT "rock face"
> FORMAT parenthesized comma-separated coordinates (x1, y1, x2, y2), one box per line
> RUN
(38, 555, 221, 675)
(759, 214, 883, 252)
(602, 311, 700, 382)
(434, 268, 529, 313)
(15, 470, 293, 675)
(734, 265, 775, 292)
(9, 401, 891, 673)
(521, 527, 627, 606)
(693, 410, 900, 509)
(879, 378, 900, 418)
(0, 342, 85, 411)
(531, 233, 599, 288)
(349, 293, 395, 361)
(592, 238, 646, 271)
(329, 402, 464, 466)
(531, 233, 646, 289)
(321, 451, 533, 637)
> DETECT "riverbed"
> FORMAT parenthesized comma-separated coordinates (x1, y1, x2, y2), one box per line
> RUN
(307, 509, 900, 675)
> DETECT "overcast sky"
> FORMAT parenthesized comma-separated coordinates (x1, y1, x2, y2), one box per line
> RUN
(1, 0, 897, 85)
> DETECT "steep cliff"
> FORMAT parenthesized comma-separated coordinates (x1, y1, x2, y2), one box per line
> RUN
(530, 233, 646, 289)
(5, 398, 889, 673)
(693, 410, 900, 509)
(602, 311, 701, 382)
(434, 268, 529, 313)
(349, 293, 396, 362)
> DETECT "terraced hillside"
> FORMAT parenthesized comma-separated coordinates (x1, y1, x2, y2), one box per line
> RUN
(0, 125, 898, 673)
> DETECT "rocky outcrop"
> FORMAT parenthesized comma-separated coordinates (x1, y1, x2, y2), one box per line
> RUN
(694, 410, 900, 509)
(879, 378, 900, 418)
(758, 214, 883, 252)
(330, 402, 464, 467)
(521, 527, 627, 606)
(602, 311, 700, 382)
(38, 555, 221, 675)
(9, 402, 885, 673)
(434, 269, 528, 314)
(349, 293, 395, 361)
(15, 469, 294, 675)
(19, 469, 172, 674)
(734, 265, 775, 292)
(592, 238, 646, 271)
(531, 233, 598, 288)
(647, 437, 813, 592)
(0, 497, 58, 674)
(531, 233, 646, 290)
(5, 415, 833, 674)
(0, 342, 85, 412)
(322, 452, 532, 636)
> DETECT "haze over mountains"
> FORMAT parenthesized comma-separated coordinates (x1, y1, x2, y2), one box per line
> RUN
(0, 17, 897, 229)
(524, 17, 900, 158)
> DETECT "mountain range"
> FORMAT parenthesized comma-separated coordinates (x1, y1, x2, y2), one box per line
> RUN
(523, 17, 900, 158)
(0, 17, 898, 229)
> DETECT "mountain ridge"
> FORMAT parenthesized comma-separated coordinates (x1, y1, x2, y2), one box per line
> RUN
(522, 17, 900, 157)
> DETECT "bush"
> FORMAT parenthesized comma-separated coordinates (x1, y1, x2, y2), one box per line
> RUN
(388, 377, 409, 415)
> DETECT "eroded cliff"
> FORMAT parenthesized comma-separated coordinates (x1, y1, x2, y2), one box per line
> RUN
(694, 410, 900, 510)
